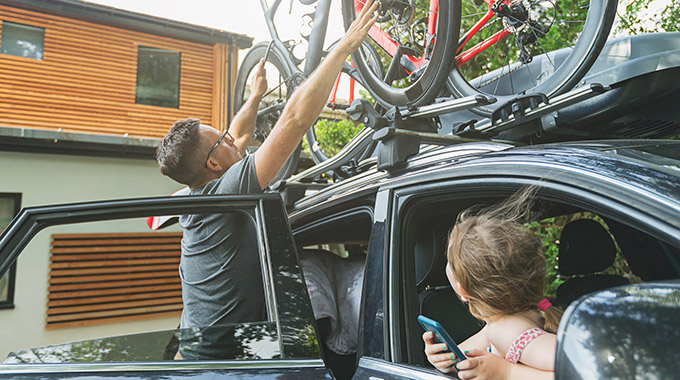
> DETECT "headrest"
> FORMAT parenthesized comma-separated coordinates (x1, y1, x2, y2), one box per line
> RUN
(415, 223, 450, 288)
(559, 219, 617, 276)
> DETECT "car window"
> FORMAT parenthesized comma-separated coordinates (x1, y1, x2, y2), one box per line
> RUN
(0, 195, 320, 367)
(292, 206, 372, 380)
(394, 184, 680, 370)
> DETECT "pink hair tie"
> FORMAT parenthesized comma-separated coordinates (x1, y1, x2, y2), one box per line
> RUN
(537, 298, 552, 311)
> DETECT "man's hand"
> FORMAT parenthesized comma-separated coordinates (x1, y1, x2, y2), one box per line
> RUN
(455, 349, 511, 380)
(337, 0, 380, 55)
(250, 58, 268, 99)
(229, 58, 267, 155)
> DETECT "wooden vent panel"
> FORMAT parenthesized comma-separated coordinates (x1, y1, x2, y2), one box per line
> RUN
(48, 232, 183, 329)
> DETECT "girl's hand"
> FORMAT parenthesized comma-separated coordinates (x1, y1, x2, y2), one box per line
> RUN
(455, 348, 511, 380)
(422, 332, 460, 373)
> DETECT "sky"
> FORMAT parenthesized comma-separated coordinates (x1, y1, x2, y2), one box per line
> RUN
(84, 0, 674, 54)
(84, 0, 347, 54)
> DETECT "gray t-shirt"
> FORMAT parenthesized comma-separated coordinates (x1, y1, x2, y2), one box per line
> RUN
(178, 154, 266, 354)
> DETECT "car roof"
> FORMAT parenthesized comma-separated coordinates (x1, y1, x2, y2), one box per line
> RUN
(289, 139, 680, 219)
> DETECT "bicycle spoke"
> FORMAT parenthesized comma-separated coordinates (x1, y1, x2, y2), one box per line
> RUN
(495, 34, 514, 95)
(354, 0, 439, 17)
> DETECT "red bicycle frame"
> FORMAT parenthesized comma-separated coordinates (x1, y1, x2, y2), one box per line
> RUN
(328, 0, 511, 108)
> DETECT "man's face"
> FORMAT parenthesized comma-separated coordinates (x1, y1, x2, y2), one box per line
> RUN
(200, 125, 241, 172)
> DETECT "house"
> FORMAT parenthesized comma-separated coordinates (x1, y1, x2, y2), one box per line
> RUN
(0, 0, 252, 359)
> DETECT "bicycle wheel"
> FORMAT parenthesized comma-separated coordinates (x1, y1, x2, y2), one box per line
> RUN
(233, 41, 302, 185)
(447, 0, 618, 116)
(341, 0, 460, 108)
(305, 40, 384, 165)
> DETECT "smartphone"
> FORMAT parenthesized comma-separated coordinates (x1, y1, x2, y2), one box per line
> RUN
(263, 40, 274, 63)
(418, 315, 467, 362)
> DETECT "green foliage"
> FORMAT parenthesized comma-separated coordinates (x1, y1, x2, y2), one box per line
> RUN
(616, 0, 680, 35)
(457, 0, 589, 81)
(523, 212, 631, 299)
(303, 118, 365, 158)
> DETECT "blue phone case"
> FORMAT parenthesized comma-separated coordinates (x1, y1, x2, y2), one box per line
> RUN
(418, 315, 467, 362)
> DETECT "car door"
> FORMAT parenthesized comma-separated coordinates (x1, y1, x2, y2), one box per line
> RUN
(0, 194, 332, 379)
(355, 160, 680, 379)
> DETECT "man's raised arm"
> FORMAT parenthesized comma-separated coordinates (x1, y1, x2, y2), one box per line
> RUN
(253, 0, 379, 189)
(230, 59, 267, 156)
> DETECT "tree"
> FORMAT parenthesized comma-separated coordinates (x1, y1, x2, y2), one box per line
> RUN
(616, 0, 680, 35)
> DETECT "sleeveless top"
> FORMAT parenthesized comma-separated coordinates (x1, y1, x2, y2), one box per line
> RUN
(504, 327, 547, 363)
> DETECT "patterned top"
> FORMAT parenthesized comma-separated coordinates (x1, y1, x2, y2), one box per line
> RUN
(505, 327, 547, 363)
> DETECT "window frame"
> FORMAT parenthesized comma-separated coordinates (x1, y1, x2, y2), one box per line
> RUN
(0, 20, 45, 60)
(135, 45, 181, 108)
(0, 192, 20, 309)
(0, 194, 322, 368)
(386, 175, 680, 371)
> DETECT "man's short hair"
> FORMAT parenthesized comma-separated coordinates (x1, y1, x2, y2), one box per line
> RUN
(157, 117, 209, 186)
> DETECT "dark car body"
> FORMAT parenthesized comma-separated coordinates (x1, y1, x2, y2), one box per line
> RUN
(2, 139, 680, 379)
(2, 32, 680, 379)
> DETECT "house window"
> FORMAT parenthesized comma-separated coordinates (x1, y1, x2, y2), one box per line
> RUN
(47, 231, 183, 329)
(135, 46, 181, 108)
(1, 21, 44, 60)
(0, 193, 20, 309)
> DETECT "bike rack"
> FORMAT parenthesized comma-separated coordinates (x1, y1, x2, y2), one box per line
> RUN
(474, 83, 609, 135)
(288, 94, 498, 181)
(275, 84, 611, 206)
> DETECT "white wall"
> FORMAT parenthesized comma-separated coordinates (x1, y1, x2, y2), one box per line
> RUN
(0, 150, 184, 360)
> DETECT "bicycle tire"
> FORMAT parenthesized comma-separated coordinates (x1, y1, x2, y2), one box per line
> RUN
(341, 0, 460, 108)
(447, 0, 618, 116)
(305, 40, 384, 165)
(233, 41, 302, 185)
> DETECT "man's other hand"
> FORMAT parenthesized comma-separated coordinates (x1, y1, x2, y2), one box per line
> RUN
(250, 58, 268, 99)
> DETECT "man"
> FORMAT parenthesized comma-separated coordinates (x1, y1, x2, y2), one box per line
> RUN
(155, 0, 379, 359)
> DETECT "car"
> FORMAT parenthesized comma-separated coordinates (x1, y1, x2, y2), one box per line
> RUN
(1, 34, 680, 379)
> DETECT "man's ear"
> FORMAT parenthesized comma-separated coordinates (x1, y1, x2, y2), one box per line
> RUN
(205, 157, 223, 173)
(456, 283, 469, 302)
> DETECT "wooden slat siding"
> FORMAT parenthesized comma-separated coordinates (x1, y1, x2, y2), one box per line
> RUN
(47, 232, 183, 329)
(0, 5, 237, 139)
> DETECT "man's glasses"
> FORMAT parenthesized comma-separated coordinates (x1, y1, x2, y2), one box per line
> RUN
(204, 129, 234, 168)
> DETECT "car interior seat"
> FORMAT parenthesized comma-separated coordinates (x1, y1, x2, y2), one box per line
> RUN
(556, 219, 629, 307)
(413, 222, 482, 365)
(298, 248, 365, 380)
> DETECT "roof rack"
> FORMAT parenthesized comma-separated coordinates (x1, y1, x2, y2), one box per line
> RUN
(274, 84, 611, 206)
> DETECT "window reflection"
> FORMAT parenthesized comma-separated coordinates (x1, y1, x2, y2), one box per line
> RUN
(5, 322, 280, 363)
(0, 194, 19, 307)
(135, 46, 181, 108)
(1, 21, 44, 60)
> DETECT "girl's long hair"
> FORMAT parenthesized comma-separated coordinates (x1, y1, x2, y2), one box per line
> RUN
(447, 186, 563, 333)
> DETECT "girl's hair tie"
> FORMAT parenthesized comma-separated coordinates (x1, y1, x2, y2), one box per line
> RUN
(537, 298, 552, 311)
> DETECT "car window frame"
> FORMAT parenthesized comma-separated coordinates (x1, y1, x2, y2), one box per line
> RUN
(0, 194, 324, 374)
(379, 172, 680, 374)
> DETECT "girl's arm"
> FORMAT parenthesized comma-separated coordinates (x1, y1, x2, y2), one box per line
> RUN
(423, 325, 489, 373)
(456, 349, 554, 380)
(514, 333, 556, 370)
(488, 319, 556, 371)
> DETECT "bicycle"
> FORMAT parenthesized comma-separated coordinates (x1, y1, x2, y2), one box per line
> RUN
(235, 0, 617, 182)
(344, 0, 618, 117)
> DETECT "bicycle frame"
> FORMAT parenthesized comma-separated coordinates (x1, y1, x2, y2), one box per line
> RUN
(455, 0, 512, 66)
(260, 0, 364, 109)
(353, 0, 512, 72)
(353, 0, 439, 75)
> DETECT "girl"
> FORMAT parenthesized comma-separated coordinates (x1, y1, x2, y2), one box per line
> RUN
(423, 188, 562, 380)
